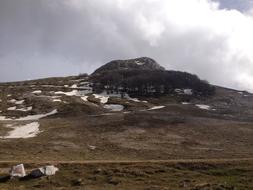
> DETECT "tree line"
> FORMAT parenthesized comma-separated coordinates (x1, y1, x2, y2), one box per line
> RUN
(91, 69, 215, 97)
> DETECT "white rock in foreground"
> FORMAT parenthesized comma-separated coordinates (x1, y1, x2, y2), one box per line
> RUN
(2, 122, 40, 139)
(10, 164, 26, 177)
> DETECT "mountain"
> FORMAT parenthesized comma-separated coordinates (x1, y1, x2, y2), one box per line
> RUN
(91, 57, 165, 76)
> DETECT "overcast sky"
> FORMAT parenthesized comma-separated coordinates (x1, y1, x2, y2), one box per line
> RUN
(0, 0, 253, 92)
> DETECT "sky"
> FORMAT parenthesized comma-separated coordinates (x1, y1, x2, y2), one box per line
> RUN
(0, 0, 253, 92)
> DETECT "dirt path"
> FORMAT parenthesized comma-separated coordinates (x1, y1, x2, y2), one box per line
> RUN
(0, 158, 253, 165)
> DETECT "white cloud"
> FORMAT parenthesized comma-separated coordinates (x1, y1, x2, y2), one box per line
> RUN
(0, 0, 253, 92)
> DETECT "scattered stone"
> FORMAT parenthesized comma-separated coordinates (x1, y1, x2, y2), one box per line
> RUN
(88, 145, 96, 150)
(21, 165, 59, 180)
(107, 177, 120, 185)
(10, 164, 26, 178)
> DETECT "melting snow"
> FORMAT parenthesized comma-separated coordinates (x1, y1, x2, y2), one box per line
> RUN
(196, 104, 211, 110)
(7, 106, 17, 111)
(53, 99, 62, 102)
(32, 90, 42, 94)
(81, 96, 88, 101)
(104, 104, 124, 111)
(15, 100, 25, 105)
(71, 84, 78, 88)
(183, 89, 193, 95)
(147, 106, 165, 110)
(16, 109, 58, 121)
(2, 122, 41, 139)
(55, 90, 78, 96)
(93, 94, 109, 104)
(16, 106, 33, 112)
(135, 61, 145, 65)
(0, 116, 12, 121)
(9, 99, 17, 103)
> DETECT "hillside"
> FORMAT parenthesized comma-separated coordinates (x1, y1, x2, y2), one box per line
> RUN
(0, 58, 253, 189)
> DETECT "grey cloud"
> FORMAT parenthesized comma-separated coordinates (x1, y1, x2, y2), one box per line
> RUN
(0, 0, 253, 92)
(215, 0, 253, 11)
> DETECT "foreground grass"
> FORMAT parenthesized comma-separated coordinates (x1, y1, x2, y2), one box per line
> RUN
(0, 160, 252, 190)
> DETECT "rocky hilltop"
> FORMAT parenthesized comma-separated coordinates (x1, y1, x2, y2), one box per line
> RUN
(92, 57, 165, 76)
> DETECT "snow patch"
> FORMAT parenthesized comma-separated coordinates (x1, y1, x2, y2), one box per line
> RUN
(0, 116, 12, 121)
(16, 109, 58, 121)
(9, 99, 17, 103)
(135, 61, 145, 65)
(16, 106, 33, 112)
(71, 84, 78, 88)
(2, 122, 41, 139)
(55, 90, 78, 96)
(32, 90, 42, 94)
(183, 89, 193, 95)
(81, 96, 88, 102)
(103, 104, 124, 111)
(196, 104, 211, 110)
(93, 94, 109, 104)
(147, 106, 165, 110)
(7, 106, 17, 111)
(182, 102, 190, 105)
(15, 100, 25, 105)
(53, 99, 62, 102)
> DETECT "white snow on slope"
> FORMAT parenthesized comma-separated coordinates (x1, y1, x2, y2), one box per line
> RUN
(182, 102, 190, 105)
(7, 106, 17, 111)
(104, 104, 124, 111)
(32, 90, 42, 94)
(81, 96, 88, 102)
(0, 109, 57, 121)
(16, 106, 33, 112)
(147, 106, 165, 110)
(2, 122, 40, 139)
(9, 99, 17, 103)
(93, 94, 109, 104)
(53, 99, 62, 102)
(15, 100, 25, 105)
(135, 61, 145, 65)
(0, 116, 11, 121)
(55, 90, 78, 96)
(16, 109, 58, 121)
(71, 84, 78, 88)
(196, 104, 211, 110)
